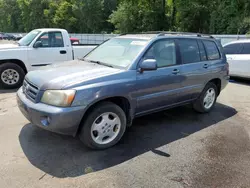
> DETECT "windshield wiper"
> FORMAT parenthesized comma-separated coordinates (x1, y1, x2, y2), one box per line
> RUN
(81, 58, 113, 68)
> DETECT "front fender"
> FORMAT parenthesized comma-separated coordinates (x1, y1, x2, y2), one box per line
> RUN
(0, 48, 29, 71)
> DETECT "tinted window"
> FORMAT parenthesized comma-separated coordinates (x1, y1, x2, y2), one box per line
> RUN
(241, 43, 250, 54)
(36, 32, 64, 48)
(144, 40, 176, 68)
(197, 40, 207, 61)
(203, 40, 220, 60)
(223, 43, 242, 54)
(178, 39, 200, 64)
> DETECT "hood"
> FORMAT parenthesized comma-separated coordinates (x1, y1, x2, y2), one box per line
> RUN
(25, 60, 122, 90)
(0, 43, 20, 50)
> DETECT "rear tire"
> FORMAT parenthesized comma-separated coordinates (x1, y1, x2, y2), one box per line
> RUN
(79, 102, 127, 150)
(193, 82, 218, 113)
(0, 63, 25, 89)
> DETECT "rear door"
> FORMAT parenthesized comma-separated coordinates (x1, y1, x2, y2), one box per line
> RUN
(28, 31, 71, 69)
(135, 39, 183, 114)
(224, 43, 250, 78)
(177, 39, 220, 102)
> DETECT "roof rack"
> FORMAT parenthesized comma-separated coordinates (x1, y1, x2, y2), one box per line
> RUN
(120, 31, 214, 38)
(157, 31, 214, 38)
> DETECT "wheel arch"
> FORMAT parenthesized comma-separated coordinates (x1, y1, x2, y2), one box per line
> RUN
(0, 59, 28, 74)
(206, 78, 221, 96)
(75, 96, 133, 136)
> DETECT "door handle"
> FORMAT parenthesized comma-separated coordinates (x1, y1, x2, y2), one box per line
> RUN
(172, 69, 180, 74)
(60, 50, 67, 54)
(203, 64, 209, 69)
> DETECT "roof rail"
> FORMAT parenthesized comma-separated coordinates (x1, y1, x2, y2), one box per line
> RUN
(120, 31, 214, 38)
(157, 31, 214, 38)
(119, 31, 162, 36)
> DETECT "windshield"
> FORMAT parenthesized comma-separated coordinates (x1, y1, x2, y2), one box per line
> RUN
(18, 30, 41, 46)
(84, 38, 148, 68)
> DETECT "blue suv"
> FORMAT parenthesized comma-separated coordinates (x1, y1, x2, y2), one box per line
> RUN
(17, 32, 229, 149)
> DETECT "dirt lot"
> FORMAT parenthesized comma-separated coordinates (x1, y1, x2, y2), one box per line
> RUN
(0, 40, 15, 44)
(0, 80, 250, 188)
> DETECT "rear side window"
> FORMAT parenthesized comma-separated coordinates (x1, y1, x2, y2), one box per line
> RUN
(197, 40, 207, 61)
(203, 40, 220, 60)
(178, 39, 200, 64)
(224, 43, 242, 54)
(241, 43, 250, 54)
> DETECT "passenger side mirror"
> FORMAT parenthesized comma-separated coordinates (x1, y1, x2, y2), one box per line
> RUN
(33, 41, 42, 48)
(139, 59, 157, 72)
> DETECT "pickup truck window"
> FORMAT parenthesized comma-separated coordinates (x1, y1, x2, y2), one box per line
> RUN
(18, 30, 41, 46)
(84, 38, 148, 68)
(37, 32, 64, 48)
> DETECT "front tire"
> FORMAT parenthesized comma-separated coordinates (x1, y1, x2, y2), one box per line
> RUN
(79, 102, 127, 149)
(193, 82, 218, 113)
(0, 63, 25, 89)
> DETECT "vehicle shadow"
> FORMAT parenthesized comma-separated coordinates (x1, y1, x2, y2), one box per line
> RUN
(230, 77, 250, 86)
(0, 88, 18, 94)
(19, 103, 237, 178)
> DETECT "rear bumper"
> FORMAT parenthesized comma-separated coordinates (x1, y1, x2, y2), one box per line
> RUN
(221, 75, 230, 90)
(17, 88, 86, 136)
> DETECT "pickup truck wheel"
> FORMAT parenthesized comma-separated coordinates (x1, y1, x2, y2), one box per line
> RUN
(193, 82, 218, 113)
(79, 102, 127, 149)
(0, 63, 25, 89)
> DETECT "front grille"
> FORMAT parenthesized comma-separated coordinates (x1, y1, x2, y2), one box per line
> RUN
(23, 79, 39, 102)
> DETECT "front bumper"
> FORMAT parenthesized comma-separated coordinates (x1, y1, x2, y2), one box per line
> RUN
(17, 88, 86, 136)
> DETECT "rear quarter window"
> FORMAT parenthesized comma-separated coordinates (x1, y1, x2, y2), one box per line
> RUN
(203, 40, 220, 60)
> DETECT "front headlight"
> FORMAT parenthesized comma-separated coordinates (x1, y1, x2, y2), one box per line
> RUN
(41, 90, 76, 107)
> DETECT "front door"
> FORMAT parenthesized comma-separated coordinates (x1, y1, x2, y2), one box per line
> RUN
(135, 39, 183, 114)
(28, 31, 71, 70)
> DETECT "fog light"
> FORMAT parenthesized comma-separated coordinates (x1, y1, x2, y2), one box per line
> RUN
(41, 116, 50, 126)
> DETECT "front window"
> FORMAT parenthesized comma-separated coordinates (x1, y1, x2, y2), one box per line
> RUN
(84, 38, 148, 68)
(36, 32, 64, 48)
(18, 30, 41, 46)
(143, 40, 176, 68)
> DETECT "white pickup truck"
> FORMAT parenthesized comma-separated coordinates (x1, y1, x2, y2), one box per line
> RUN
(0, 28, 97, 89)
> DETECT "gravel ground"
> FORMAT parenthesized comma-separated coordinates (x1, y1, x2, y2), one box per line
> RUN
(0, 80, 250, 188)
(0, 40, 15, 44)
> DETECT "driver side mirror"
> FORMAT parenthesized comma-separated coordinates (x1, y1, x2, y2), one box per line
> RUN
(33, 41, 42, 48)
(139, 59, 157, 73)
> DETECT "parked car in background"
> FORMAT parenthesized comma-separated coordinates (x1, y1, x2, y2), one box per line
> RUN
(13, 34, 23, 41)
(6, 33, 15, 40)
(224, 40, 250, 79)
(70, 37, 80, 45)
(0, 28, 97, 89)
(17, 32, 229, 149)
(0, 34, 3, 40)
(1, 33, 15, 40)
